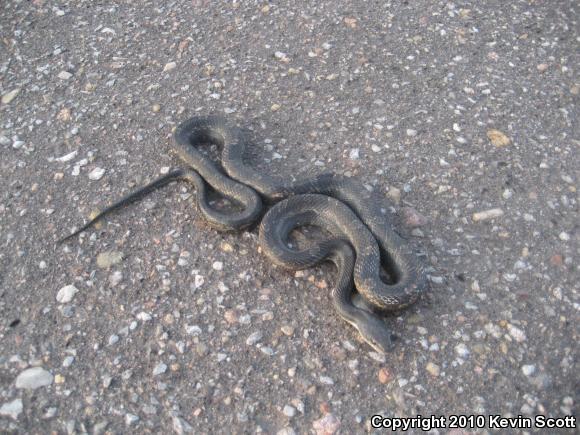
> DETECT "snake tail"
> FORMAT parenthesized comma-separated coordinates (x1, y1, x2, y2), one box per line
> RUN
(58, 169, 185, 244)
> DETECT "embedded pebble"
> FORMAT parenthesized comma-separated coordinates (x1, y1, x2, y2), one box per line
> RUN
(153, 363, 167, 376)
(378, 368, 393, 384)
(283, 405, 296, 417)
(96, 251, 124, 268)
(558, 232, 570, 241)
(246, 331, 263, 346)
(125, 414, 139, 426)
(368, 352, 387, 363)
(487, 129, 511, 147)
(137, 312, 152, 321)
(260, 347, 274, 356)
(522, 364, 536, 376)
(163, 61, 177, 72)
(312, 413, 341, 435)
(88, 167, 105, 180)
(109, 271, 123, 287)
(192, 274, 204, 290)
(0, 399, 23, 420)
(387, 187, 401, 204)
(472, 208, 504, 222)
(401, 207, 428, 228)
(212, 261, 223, 271)
(56, 285, 79, 303)
(507, 324, 527, 342)
(171, 413, 193, 434)
(426, 362, 440, 377)
(319, 376, 334, 385)
(455, 343, 470, 358)
(185, 325, 202, 335)
(281, 325, 295, 336)
(1, 88, 20, 104)
(58, 71, 73, 80)
(15, 367, 54, 389)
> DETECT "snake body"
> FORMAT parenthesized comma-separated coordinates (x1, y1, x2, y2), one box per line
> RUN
(61, 116, 427, 353)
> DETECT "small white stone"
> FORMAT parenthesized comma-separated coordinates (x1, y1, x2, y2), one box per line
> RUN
(212, 261, 223, 271)
(368, 352, 387, 363)
(193, 274, 204, 289)
(319, 376, 334, 385)
(246, 331, 263, 346)
(125, 413, 139, 426)
(507, 324, 526, 342)
(108, 334, 119, 345)
(55, 150, 78, 162)
(472, 208, 504, 222)
(502, 189, 513, 199)
(62, 356, 75, 367)
(137, 312, 152, 321)
(282, 405, 296, 417)
(371, 144, 381, 153)
(260, 347, 274, 356)
(455, 343, 470, 357)
(558, 232, 570, 241)
(56, 285, 79, 303)
(163, 62, 177, 72)
(0, 399, 23, 420)
(15, 367, 53, 389)
(109, 271, 123, 287)
(521, 364, 536, 376)
(185, 325, 202, 335)
(349, 148, 359, 160)
(153, 363, 167, 376)
(58, 71, 73, 80)
(1, 88, 20, 104)
(88, 167, 105, 180)
(406, 129, 418, 137)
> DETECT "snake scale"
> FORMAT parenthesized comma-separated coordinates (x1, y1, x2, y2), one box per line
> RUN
(61, 116, 428, 353)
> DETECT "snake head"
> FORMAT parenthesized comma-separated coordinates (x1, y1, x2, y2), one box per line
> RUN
(354, 310, 397, 354)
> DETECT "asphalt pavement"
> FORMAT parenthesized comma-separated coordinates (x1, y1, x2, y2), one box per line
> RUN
(0, 1, 578, 434)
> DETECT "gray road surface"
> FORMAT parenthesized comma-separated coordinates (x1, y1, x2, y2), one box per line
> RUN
(0, 0, 578, 433)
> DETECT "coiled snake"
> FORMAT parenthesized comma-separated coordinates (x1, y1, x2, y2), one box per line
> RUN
(60, 116, 427, 353)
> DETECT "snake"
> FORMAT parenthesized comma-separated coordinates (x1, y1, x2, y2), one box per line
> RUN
(60, 116, 427, 353)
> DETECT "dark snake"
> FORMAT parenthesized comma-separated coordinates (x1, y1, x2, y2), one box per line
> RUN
(60, 116, 428, 353)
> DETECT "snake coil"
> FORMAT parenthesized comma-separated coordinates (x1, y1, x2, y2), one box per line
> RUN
(60, 116, 428, 353)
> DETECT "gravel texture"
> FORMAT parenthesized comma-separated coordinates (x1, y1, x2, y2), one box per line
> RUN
(1, 1, 578, 433)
